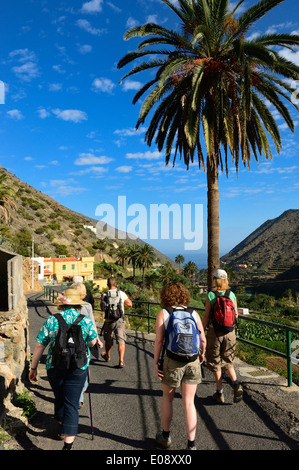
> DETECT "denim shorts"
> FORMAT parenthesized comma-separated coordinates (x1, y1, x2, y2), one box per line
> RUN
(162, 355, 202, 388)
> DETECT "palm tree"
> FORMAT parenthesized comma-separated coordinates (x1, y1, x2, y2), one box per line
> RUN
(118, 0, 299, 289)
(136, 244, 156, 287)
(115, 243, 129, 269)
(0, 172, 17, 223)
(158, 261, 177, 285)
(175, 254, 185, 272)
(127, 243, 141, 282)
(183, 261, 198, 284)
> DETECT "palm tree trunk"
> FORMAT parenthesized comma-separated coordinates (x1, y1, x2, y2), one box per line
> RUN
(207, 159, 220, 290)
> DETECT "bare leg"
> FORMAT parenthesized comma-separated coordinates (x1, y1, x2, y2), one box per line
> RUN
(181, 383, 198, 442)
(161, 384, 176, 432)
(118, 343, 125, 364)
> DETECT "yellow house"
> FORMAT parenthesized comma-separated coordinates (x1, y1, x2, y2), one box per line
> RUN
(93, 278, 108, 292)
(44, 256, 94, 283)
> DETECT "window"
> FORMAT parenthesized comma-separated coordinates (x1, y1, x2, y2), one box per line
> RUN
(62, 265, 66, 270)
(72, 264, 75, 270)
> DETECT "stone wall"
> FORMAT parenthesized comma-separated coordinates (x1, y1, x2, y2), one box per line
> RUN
(0, 249, 30, 426)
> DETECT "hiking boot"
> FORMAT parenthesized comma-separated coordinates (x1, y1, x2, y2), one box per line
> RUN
(186, 445, 197, 450)
(233, 383, 243, 403)
(156, 431, 172, 448)
(213, 391, 224, 403)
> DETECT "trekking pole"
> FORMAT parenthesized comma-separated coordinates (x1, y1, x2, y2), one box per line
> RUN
(87, 368, 94, 440)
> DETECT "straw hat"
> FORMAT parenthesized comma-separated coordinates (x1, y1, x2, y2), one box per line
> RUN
(55, 288, 87, 306)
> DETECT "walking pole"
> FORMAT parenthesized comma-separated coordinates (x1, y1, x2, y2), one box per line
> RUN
(87, 368, 94, 440)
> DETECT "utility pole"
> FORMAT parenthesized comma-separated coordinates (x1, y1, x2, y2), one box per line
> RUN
(32, 235, 34, 290)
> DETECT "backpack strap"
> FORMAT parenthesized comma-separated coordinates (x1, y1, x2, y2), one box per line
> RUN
(72, 314, 85, 326)
(53, 313, 68, 328)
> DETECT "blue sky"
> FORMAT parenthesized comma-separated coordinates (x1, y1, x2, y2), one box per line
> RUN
(1, 0, 299, 267)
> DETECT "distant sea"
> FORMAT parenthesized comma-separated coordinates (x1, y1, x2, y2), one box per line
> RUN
(167, 252, 208, 269)
(167, 252, 227, 270)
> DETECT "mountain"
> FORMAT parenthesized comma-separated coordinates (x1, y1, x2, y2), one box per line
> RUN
(221, 209, 299, 275)
(0, 167, 176, 266)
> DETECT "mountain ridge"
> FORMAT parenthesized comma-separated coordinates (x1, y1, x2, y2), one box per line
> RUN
(0, 167, 176, 266)
(221, 209, 299, 272)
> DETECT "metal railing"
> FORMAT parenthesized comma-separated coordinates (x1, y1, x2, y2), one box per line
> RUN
(43, 286, 299, 387)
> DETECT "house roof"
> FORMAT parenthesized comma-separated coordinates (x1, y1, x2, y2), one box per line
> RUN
(44, 257, 78, 262)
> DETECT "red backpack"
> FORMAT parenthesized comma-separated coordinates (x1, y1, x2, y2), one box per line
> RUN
(211, 290, 236, 333)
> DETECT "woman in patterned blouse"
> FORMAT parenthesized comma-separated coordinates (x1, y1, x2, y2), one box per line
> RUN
(29, 288, 98, 450)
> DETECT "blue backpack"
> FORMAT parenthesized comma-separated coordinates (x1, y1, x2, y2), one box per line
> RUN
(164, 307, 201, 362)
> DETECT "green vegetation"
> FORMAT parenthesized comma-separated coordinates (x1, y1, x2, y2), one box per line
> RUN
(15, 390, 37, 421)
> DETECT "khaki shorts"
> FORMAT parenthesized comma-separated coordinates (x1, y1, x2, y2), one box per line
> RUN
(206, 327, 236, 372)
(103, 319, 126, 345)
(162, 355, 202, 388)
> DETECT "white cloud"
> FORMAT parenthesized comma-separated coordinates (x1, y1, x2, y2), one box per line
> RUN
(126, 150, 163, 160)
(52, 109, 88, 123)
(81, 0, 103, 14)
(53, 64, 66, 74)
(71, 166, 108, 176)
(76, 19, 106, 35)
(49, 179, 88, 196)
(116, 166, 133, 173)
(77, 44, 92, 54)
(75, 153, 113, 165)
(122, 79, 143, 91)
(7, 109, 24, 120)
(126, 17, 139, 29)
(48, 83, 63, 91)
(114, 126, 147, 137)
(107, 2, 122, 13)
(91, 77, 115, 93)
(279, 48, 299, 67)
(37, 107, 51, 119)
(9, 48, 39, 81)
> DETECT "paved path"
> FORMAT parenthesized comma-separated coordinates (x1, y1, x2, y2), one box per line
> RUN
(23, 292, 299, 452)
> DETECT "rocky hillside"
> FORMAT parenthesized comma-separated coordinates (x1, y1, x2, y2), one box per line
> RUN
(0, 167, 175, 266)
(221, 209, 299, 275)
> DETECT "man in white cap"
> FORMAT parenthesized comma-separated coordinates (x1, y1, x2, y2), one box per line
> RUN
(202, 268, 243, 404)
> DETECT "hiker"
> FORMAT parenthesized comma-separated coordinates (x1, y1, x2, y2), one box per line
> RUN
(100, 277, 132, 368)
(29, 289, 98, 450)
(202, 268, 243, 404)
(154, 282, 206, 451)
(73, 275, 95, 310)
(71, 281, 103, 407)
(70, 281, 101, 347)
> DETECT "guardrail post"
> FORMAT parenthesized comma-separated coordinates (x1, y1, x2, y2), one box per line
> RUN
(286, 329, 293, 387)
(148, 303, 151, 334)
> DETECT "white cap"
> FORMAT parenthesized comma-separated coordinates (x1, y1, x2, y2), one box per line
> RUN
(213, 269, 228, 279)
(73, 275, 83, 283)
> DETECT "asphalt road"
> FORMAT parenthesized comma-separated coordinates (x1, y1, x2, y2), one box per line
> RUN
(24, 292, 299, 453)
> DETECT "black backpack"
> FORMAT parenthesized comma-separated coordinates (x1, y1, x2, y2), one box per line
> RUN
(51, 313, 88, 371)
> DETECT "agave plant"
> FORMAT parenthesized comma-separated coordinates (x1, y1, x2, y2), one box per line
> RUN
(118, 0, 299, 288)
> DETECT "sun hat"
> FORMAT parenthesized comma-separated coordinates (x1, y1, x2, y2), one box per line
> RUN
(73, 275, 84, 283)
(213, 269, 228, 279)
(55, 288, 87, 306)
